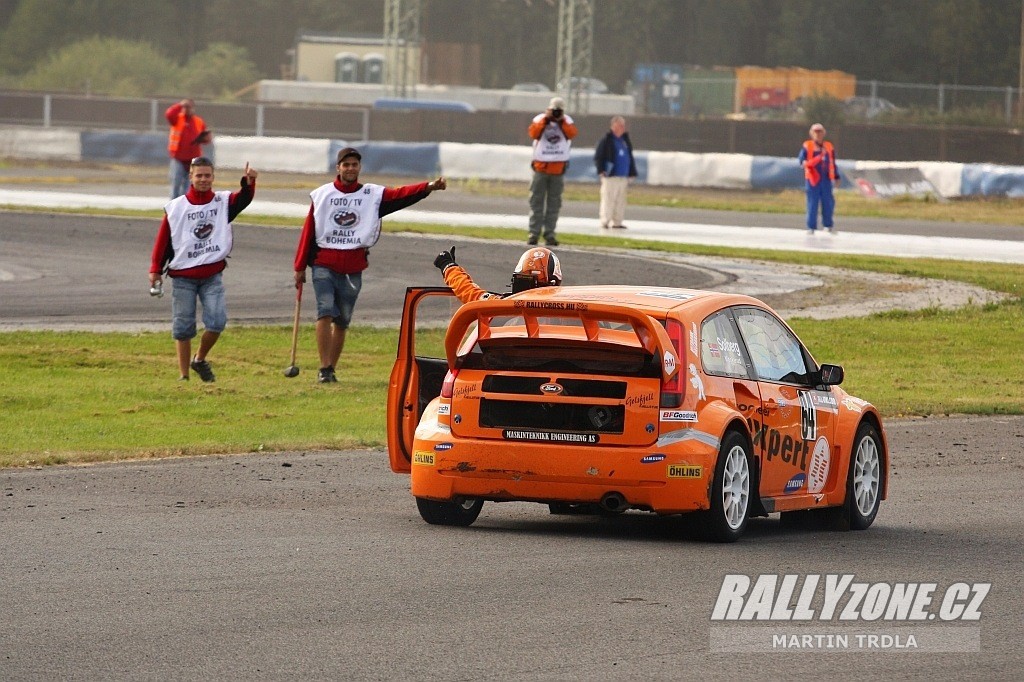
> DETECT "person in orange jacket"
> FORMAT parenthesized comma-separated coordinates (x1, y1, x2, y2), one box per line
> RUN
(527, 97, 578, 247)
(433, 245, 562, 303)
(166, 99, 212, 199)
(798, 123, 840, 233)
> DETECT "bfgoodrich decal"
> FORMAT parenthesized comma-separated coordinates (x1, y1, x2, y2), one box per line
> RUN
(661, 410, 698, 422)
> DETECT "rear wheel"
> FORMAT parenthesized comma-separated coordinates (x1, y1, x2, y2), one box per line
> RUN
(844, 423, 883, 530)
(704, 431, 751, 542)
(416, 497, 483, 526)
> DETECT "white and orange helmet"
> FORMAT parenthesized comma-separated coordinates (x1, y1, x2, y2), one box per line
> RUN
(511, 247, 562, 292)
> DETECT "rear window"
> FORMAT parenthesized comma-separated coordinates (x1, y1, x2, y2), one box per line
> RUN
(459, 340, 659, 377)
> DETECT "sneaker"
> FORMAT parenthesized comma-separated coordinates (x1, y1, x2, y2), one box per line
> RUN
(178, 375, 189, 382)
(825, 226, 836, 234)
(318, 366, 338, 384)
(545, 238, 560, 247)
(190, 357, 215, 383)
(527, 236, 539, 245)
(612, 224, 628, 229)
(600, 224, 610, 230)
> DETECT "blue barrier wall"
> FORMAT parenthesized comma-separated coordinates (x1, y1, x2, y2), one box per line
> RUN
(54, 127, 1024, 197)
(960, 164, 1024, 198)
(80, 131, 172, 165)
(750, 156, 853, 190)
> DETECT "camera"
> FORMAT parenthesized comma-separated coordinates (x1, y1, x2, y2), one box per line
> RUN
(149, 281, 163, 298)
(550, 108, 564, 119)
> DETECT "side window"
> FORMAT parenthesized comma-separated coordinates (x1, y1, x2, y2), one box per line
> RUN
(734, 307, 810, 384)
(700, 312, 750, 379)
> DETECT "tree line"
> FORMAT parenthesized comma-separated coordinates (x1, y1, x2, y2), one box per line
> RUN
(0, 0, 1018, 97)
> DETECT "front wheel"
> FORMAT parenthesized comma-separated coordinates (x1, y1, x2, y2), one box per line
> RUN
(416, 497, 483, 526)
(844, 423, 884, 530)
(703, 431, 752, 542)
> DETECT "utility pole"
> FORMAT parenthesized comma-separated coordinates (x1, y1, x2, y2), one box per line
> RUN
(1018, 0, 1024, 120)
(384, 0, 422, 98)
(555, 0, 595, 114)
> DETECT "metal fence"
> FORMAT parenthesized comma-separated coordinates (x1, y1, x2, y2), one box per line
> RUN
(0, 92, 370, 140)
(856, 80, 1021, 123)
(631, 77, 1024, 125)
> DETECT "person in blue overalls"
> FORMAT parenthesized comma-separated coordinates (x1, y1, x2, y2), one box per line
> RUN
(798, 123, 840, 233)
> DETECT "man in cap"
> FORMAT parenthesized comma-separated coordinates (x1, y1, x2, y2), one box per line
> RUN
(527, 96, 578, 246)
(293, 147, 447, 383)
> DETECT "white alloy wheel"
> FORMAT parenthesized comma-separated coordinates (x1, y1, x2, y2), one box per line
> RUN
(852, 434, 881, 517)
(721, 445, 750, 530)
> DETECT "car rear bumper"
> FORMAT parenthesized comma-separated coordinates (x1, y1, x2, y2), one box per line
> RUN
(409, 433, 718, 514)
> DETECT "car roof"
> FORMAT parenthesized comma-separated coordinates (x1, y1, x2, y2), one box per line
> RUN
(509, 284, 764, 315)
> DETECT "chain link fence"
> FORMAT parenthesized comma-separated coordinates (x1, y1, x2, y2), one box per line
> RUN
(631, 76, 1024, 126)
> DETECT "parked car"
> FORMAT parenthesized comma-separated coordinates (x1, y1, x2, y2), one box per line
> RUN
(843, 96, 902, 119)
(387, 285, 888, 542)
(555, 76, 609, 94)
(511, 82, 551, 93)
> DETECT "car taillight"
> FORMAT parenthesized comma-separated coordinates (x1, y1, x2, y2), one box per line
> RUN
(661, 319, 686, 408)
(441, 368, 458, 398)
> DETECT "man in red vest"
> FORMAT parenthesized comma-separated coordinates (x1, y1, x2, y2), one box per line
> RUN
(166, 99, 212, 199)
(798, 123, 840, 233)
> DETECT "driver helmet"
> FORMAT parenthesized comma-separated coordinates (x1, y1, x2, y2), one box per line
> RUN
(511, 247, 562, 292)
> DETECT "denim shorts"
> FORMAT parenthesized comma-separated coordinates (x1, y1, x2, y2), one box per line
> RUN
(311, 267, 363, 328)
(171, 272, 227, 340)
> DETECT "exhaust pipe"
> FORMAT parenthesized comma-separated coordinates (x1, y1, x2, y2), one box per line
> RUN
(599, 492, 628, 513)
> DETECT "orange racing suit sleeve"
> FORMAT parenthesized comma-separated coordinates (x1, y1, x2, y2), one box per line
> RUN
(442, 265, 503, 304)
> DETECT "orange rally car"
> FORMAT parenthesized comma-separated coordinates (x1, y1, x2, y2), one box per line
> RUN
(387, 285, 888, 542)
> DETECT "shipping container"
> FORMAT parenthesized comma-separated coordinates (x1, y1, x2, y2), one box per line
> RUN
(632, 63, 684, 116)
(681, 66, 735, 117)
(735, 66, 855, 111)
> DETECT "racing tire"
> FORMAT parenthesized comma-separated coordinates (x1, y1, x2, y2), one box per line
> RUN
(416, 497, 483, 526)
(703, 431, 752, 543)
(841, 422, 884, 530)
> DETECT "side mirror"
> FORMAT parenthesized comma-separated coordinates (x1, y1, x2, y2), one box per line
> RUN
(818, 363, 844, 386)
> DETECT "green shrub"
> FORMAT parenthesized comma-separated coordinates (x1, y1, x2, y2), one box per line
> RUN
(18, 37, 181, 97)
(179, 42, 261, 100)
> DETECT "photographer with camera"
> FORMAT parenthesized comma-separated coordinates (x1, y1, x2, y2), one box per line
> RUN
(527, 96, 577, 247)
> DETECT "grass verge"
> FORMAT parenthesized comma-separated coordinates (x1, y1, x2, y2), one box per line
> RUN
(1, 211, 1021, 468)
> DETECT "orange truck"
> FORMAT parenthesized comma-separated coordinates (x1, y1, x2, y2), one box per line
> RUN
(387, 285, 888, 542)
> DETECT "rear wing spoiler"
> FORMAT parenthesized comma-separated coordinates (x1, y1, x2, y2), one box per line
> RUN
(445, 298, 680, 381)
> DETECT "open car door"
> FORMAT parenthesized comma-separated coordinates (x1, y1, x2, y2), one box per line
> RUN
(386, 287, 459, 473)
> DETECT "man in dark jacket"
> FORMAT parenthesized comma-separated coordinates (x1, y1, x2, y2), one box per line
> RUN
(593, 115, 637, 230)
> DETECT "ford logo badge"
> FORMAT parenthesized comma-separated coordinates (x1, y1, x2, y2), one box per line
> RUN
(539, 383, 563, 395)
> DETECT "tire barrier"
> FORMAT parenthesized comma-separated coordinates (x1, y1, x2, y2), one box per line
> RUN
(0, 125, 1019, 198)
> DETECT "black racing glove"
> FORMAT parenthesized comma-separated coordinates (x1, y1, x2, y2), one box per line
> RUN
(433, 246, 457, 272)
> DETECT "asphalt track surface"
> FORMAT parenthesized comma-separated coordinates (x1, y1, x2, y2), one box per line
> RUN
(1, 182, 1023, 678)
(0, 212, 720, 330)
(2, 416, 1023, 679)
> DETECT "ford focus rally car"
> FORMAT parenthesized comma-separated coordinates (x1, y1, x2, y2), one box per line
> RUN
(387, 285, 888, 542)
